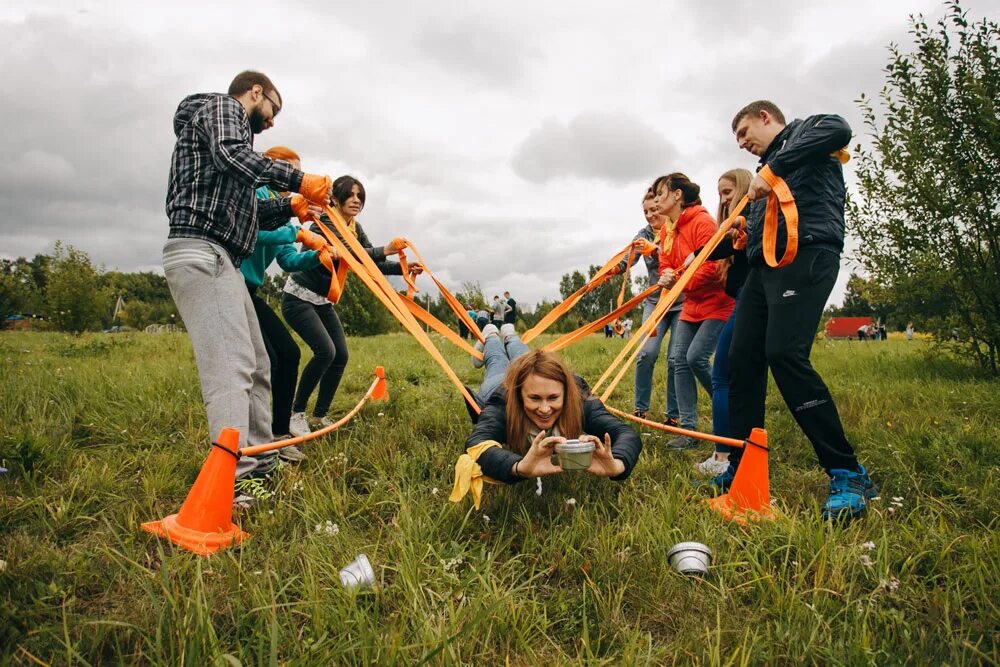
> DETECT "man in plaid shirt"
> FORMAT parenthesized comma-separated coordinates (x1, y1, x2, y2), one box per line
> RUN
(163, 70, 333, 486)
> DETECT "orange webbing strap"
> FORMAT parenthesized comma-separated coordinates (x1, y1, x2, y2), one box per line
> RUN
(397, 241, 484, 343)
(757, 165, 799, 268)
(240, 369, 382, 457)
(521, 244, 632, 344)
(731, 216, 748, 250)
(615, 246, 635, 308)
(594, 195, 751, 400)
(399, 294, 484, 360)
(313, 207, 482, 413)
(542, 284, 659, 353)
(606, 406, 746, 450)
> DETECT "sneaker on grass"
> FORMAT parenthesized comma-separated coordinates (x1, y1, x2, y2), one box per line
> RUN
(289, 412, 311, 438)
(278, 444, 307, 463)
(694, 454, 731, 478)
(821, 465, 877, 521)
(667, 435, 700, 451)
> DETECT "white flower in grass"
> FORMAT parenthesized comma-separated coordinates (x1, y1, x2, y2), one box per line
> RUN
(377, 412, 385, 417)
(431, 487, 439, 496)
(879, 576, 900, 592)
(314, 521, 339, 536)
(859, 554, 874, 566)
(482, 514, 491, 524)
(565, 498, 577, 507)
(861, 541, 876, 551)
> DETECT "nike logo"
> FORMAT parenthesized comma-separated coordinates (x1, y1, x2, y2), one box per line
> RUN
(782, 290, 798, 298)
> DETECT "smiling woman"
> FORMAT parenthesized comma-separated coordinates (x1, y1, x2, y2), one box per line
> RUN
(453, 323, 642, 503)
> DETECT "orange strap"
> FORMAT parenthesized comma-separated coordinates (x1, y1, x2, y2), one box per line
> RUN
(606, 406, 746, 450)
(312, 207, 483, 413)
(400, 294, 483, 361)
(521, 244, 631, 344)
(542, 284, 659, 353)
(615, 247, 635, 309)
(757, 165, 799, 268)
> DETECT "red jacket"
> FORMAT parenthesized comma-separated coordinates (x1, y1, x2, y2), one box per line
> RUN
(657, 205, 734, 323)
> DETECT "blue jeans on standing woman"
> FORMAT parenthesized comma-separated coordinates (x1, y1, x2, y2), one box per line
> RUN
(671, 318, 726, 431)
(477, 333, 531, 403)
(710, 292, 740, 454)
(634, 300, 681, 419)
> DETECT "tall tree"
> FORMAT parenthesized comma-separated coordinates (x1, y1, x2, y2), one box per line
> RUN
(850, 2, 1000, 372)
(46, 242, 112, 332)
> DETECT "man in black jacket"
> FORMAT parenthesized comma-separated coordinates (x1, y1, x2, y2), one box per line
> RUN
(725, 100, 875, 520)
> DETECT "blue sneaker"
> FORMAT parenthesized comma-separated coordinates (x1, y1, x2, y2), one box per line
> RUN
(821, 466, 875, 521)
(708, 461, 738, 492)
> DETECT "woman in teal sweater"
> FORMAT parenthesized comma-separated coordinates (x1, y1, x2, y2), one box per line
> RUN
(241, 146, 322, 461)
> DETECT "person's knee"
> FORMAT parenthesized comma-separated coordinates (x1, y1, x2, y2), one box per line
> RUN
(765, 342, 805, 371)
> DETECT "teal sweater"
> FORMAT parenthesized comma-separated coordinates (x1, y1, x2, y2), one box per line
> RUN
(241, 186, 322, 288)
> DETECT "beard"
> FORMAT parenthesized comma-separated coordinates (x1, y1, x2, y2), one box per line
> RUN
(249, 106, 267, 134)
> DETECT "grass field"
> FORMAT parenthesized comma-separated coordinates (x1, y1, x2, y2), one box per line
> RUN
(1, 330, 998, 665)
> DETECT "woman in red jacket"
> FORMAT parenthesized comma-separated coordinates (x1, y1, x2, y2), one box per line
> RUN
(654, 173, 735, 449)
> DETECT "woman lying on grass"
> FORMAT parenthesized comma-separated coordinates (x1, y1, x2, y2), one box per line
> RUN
(451, 324, 642, 507)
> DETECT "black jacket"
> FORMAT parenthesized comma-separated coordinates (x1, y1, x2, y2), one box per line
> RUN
(745, 115, 852, 267)
(694, 237, 747, 299)
(290, 215, 403, 297)
(464, 376, 642, 484)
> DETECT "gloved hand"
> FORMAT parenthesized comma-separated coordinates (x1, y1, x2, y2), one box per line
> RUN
(296, 228, 328, 251)
(299, 174, 333, 206)
(409, 262, 425, 276)
(607, 265, 623, 276)
(317, 245, 339, 267)
(383, 237, 408, 256)
(633, 239, 659, 256)
(290, 194, 314, 224)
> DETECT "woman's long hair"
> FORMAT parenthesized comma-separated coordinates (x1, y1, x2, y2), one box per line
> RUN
(502, 349, 583, 454)
(716, 169, 753, 222)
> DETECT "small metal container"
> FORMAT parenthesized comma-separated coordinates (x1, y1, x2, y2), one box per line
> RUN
(339, 553, 376, 589)
(666, 542, 712, 576)
(554, 439, 595, 470)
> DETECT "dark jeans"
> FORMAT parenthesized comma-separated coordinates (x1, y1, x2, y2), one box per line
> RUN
(248, 286, 301, 436)
(710, 291, 740, 454)
(281, 292, 349, 418)
(728, 248, 858, 471)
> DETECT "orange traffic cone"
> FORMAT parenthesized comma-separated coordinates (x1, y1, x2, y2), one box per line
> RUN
(372, 365, 389, 402)
(141, 427, 249, 555)
(704, 427, 776, 524)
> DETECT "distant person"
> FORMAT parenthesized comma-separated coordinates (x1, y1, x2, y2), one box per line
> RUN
(453, 324, 642, 505)
(504, 291, 517, 325)
(655, 173, 734, 450)
(857, 324, 868, 342)
(906, 322, 914, 341)
(281, 175, 421, 436)
(604, 322, 613, 338)
(162, 70, 332, 488)
(728, 100, 874, 520)
(622, 317, 633, 340)
(491, 295, 510, 327)
(476, 306, 491, 329)
(458, 304, 470, 340)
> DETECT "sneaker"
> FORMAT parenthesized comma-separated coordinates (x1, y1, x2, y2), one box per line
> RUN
(499, 323, 517, 342)
(667, 435, 700, 450)
(632, 408, 647, 420)
(312, 415, 335, 429)
(289, 412, 311, 437)
(821, 466, 875, 521)
(694, 454, 731, 478)
(664, 416, 680, 428)
(708, 461, 738, 492)
(471, 340, 485, 368)
(278, 444, 307, 463)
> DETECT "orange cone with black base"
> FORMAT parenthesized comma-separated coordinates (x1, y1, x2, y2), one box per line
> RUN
(704, 428, 775, 524)
(141, 427, 249, 555)
(372, 365, 389, 402)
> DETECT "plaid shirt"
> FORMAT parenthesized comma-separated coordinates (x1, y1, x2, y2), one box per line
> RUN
(166, 93, 303, 262)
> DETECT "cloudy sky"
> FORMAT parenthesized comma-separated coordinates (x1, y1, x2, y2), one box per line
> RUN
(2, 0, 997, 309)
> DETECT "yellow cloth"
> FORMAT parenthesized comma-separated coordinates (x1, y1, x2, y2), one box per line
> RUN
(449, 440, 503, 509)
(659, 218, 678, 255)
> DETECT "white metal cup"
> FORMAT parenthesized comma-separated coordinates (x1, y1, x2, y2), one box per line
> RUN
(666, 542, 712, 576)
(339, 553, 376, 589)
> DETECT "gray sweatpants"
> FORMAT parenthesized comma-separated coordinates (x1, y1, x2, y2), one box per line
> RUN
(163, 238, 274, 452)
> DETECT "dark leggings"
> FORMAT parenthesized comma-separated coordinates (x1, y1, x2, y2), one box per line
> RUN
(281, 292, 349, 418)
(248, 286, 301, 436)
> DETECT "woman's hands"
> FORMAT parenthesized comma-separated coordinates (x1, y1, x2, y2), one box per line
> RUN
(657, 269, 678, 289)
(583, 433, 625, 477)
(512, 430, 564, 478)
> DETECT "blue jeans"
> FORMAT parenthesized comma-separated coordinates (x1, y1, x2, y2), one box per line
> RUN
(711, 295, 740, 453)
(634, 300, 680, 418)
(671, 318, 725, 431)
(478, 334, 530, 402)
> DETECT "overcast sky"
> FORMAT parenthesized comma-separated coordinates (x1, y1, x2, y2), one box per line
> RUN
(2, 0, 997, 309)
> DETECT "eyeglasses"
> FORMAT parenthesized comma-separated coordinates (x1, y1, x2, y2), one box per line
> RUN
(261, 90, 281, 117)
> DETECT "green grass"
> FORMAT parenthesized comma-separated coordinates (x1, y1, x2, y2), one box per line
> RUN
(1, 331, 998, 665)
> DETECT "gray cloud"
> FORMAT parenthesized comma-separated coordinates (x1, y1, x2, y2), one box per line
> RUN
(416, 18, 541, 86)
(511, 111, 677, 184)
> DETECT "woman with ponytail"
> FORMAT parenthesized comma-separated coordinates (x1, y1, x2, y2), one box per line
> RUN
(654, 173, 735, 450)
